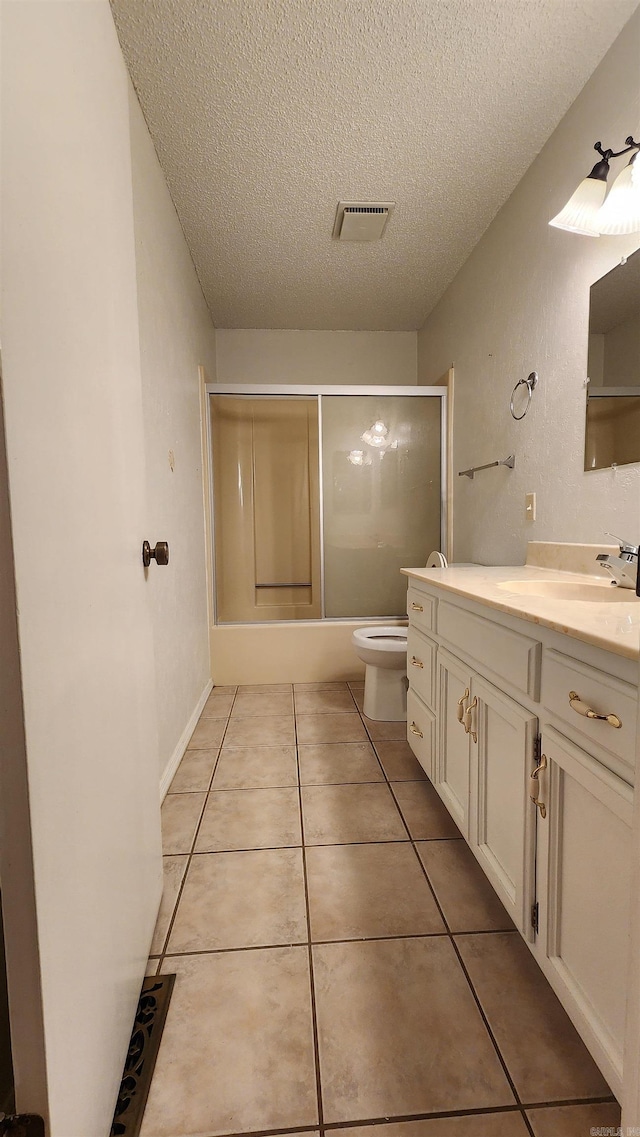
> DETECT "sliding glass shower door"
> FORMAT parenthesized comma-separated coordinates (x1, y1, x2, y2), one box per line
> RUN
(209, 387, 444, 623)
(210, 395, 321, 623)
(321, 395, 441, 617)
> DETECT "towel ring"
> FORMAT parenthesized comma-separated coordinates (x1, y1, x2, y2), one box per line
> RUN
(510, 372, 538, 420)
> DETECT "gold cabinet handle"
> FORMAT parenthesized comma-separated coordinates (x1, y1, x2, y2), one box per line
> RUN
(529, 754, 548, 819)
(410, 656, 424, 669)
(463, 695, 478, 743)
(409, 721, 423, 738)
(568, 691, 622, 729)
(456, 688, 470, 725)
(411, 601, 424, 612)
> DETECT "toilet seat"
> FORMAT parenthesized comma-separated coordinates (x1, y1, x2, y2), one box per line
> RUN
(352, 626, 408, 658)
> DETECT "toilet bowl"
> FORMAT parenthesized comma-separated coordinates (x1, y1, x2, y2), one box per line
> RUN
(351, 627, 408, 721)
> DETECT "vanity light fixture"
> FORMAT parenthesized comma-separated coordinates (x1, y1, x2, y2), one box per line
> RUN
(347, 449, 366, 466)
(549, 137, 640, 236)
(361, 420, 389, 447)
(360, 420, 399, 459)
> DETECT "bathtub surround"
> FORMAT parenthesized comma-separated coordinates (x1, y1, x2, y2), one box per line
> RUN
(417, 7, 640, 565)
(215, 329, 417, 386)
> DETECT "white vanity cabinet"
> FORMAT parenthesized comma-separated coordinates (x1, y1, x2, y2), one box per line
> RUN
(404, 573, 638, 1098)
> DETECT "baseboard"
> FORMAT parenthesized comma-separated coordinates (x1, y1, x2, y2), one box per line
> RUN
(159, 678, 214, 801)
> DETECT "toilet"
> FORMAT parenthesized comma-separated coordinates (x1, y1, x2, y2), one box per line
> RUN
(351, 626, 408, 721)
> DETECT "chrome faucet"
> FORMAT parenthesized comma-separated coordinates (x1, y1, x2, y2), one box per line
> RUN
(596, 534, 639, 589)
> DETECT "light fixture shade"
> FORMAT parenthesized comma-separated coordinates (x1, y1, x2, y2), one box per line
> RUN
(597, 159, 640, 235)
(549, 176, 607, 236)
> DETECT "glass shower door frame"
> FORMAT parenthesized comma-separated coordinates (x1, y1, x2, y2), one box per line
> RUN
(206, 384, 448, 625)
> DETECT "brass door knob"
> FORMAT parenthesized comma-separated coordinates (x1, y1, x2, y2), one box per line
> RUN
(142, 540, 170, 568)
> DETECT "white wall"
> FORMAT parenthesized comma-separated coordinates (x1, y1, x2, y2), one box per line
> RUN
(216, 329, 417, 385)
(128, 86, 216, 784)
(417, 9, 640, 566)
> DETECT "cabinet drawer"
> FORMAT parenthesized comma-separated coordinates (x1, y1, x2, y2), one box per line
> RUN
(407, 585, 435, 634)
(407, 626, 436, 708)
(541, 649, 637, 782)
(437, 601, 541, 699)
(407, 688, 436, 780)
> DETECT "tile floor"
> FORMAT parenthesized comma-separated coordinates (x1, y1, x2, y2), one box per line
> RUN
(142, 681, 621, 1137)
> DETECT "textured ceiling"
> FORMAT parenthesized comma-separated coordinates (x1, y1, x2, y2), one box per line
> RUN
(111, 0, 639, 331)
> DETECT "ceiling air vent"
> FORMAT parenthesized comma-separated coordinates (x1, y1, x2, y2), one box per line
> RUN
(332, 201, 395, 241)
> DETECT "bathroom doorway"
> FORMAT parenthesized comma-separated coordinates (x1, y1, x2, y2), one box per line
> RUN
(208, 386, 446, 624)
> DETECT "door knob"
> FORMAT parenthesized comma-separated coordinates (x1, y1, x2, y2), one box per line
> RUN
(142, 540, 169, 567)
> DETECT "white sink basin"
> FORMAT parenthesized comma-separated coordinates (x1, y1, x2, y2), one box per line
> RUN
(497, 580, 638, 603)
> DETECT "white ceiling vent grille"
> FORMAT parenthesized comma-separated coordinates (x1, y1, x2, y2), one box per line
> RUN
(332, 201, 395, 241)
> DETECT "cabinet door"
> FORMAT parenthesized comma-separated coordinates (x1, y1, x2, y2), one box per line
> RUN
(467, 675, 538, 938)
(535, 727, 633, 1097)
(435, 649, 471, 837)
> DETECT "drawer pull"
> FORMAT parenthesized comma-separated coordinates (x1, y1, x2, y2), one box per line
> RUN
(568, 690, 622, 729)
(411, 656, 424, 669)
(463, 695, 478, 743)
(456, 688, 470, 724)
(409, 721, 424, 738)
(529, 753, 548, 819)
(411, 602, 424, 612)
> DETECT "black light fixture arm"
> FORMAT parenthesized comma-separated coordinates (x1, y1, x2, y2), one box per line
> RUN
(594, 137, 639, 161)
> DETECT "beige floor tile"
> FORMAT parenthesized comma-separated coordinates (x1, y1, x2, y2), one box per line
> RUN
(209, 685, 237, 695)
(167, 848, 307, 953)
(187, 717, 227, 750)
(195, 787, 302, 851)
(526, 1102, 620, 1136)
(375, 740, 427, 780)
(200, 693, 234, 718)
(417, 840, 514, 932)
(296, 713, 367, 745)
(150, 855, 189, 954)
(306, 843, 444, 940)
(301, 783, 408, 845)
(168, 748, 219, 793)
(223, 714, 295, 748)
(456, 932, 611, 1102)
(392, 780, 461, 839)
(231, 691, 294, 717)
(298, 742, 383, 785)
(347, 680, 365, 690)
(145, 958, 160, 977)
(213, 745, 298, 789)
(160, 792, 206, 855)
(313, 937, 514, 1122)
(140, 948, 317, 1137)
(363, 717, 408, 740)
(333, 1115, 529, 1137)
(352, 689, 365, 710)
(294, 688, 357, 714)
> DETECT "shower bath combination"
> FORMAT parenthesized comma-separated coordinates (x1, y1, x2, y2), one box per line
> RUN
(208, 385, 447, 629)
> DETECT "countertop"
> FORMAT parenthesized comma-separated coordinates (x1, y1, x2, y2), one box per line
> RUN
(401, 563, 640, 661)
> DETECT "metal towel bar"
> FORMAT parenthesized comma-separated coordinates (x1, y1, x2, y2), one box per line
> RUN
(255, 582, 312, 588)
(458, 454, 515, 480)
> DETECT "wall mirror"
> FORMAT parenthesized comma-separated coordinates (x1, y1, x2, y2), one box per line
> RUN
(584, 247, 640, 471)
